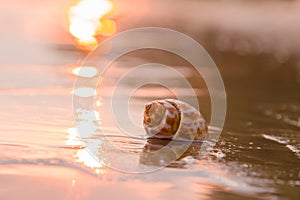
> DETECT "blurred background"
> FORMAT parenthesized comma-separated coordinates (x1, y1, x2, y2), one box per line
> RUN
(1, 0, 299, 101)
(0, 0, 299, 199)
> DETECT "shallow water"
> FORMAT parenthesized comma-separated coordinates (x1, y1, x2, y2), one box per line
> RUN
(1, 57, 299, 200)
(1, 0, 300, 200)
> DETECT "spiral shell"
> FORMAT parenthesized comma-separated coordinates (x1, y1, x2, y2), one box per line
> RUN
(143, 99, 208, 140)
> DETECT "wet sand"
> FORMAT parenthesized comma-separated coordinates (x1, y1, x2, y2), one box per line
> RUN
(0, 0, 300, 199)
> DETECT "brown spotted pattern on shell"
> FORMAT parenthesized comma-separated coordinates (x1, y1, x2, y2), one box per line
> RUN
(143, 99, 208, 140)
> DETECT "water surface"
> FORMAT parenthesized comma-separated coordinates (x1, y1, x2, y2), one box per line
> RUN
(0, 0, 300, 199)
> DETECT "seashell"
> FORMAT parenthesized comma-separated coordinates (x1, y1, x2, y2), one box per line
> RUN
(143, 99, 208, 140)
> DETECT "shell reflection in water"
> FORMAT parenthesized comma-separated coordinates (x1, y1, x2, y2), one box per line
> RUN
(140, 139, 203, 167)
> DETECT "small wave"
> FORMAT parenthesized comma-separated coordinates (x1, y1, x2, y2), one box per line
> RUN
(262, 134, 300, 158)
(286, 144, 300, 158)
(262, 134, 289, 145)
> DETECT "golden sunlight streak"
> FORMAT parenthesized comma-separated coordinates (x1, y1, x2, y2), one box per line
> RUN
(72, 87, 97, 97)
(66, 128, 106, 174)
(72, 66, 98, 77)
(68, 0, 117, 50)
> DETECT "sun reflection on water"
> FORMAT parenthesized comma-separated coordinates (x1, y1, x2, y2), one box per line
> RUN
(66, 106, 107, 174)
(66, 127, 107, 174)
(72, 66, 98, 78)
